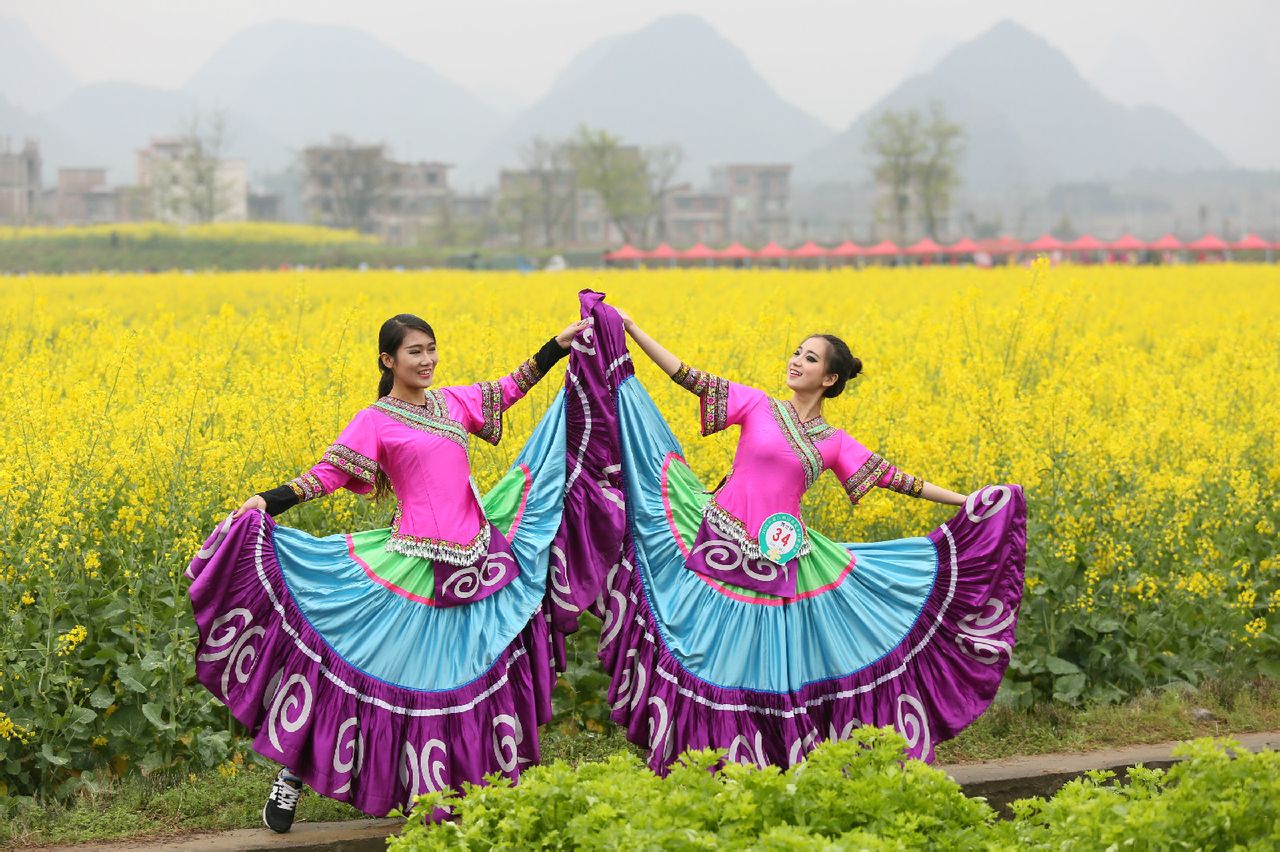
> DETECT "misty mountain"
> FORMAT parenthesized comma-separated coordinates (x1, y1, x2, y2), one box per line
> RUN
(458, 14, 832, 188)
(182, 19, 504, 167)
(796, 21, 1229, 193)
(42, 82, 286, 183)
(1089, 27, 1280, 171)
(1088, 34, 1178, 108)
(0, 16, 79, 112)
(0, 94, 89, 178)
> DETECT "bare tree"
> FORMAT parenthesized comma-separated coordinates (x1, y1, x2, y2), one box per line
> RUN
(641, 143, 684, 243)
(496, 169, 541, 248)
(150, 109, 236, 223)
(520, 136, 576, 247)
(569, 125, 649, 243)
(915, 101, 966, 240)
(864, 108, 925, 244)
(303, 137, 387, 233)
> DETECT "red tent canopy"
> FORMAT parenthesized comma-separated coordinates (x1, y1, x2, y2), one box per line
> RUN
(905, 237, 944, 255)
(755, 241, 789, 259)
(1026, 233, 1064, 252)
(980, 236, 1024, 254)
(1066, 234, 1105, 252)
(864, 239, 901, 257)
(790, 240, 829, 259)
(1109, 233, 1146, 251)
(604, 244, 643, 261)
(679, 242, 716, 261)
(646, 242, 678, 260)
(829, 240, 865, 257)
(1231, 233, 1270, 251)
(1187, 234, 1228, 251)
(717, 242, 753, 260)
(945, 237, 980, 254)
(1148, 234, 1183, 251)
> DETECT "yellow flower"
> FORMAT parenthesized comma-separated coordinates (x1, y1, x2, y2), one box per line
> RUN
(55, 624, 89, 657)
(20, 592, 34, 605)
(0, 712, 33, 743)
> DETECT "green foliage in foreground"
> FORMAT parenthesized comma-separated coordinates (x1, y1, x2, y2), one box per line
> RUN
(392, 730, 1280, 851)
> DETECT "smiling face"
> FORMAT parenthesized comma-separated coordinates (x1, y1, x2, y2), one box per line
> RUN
(786, 336, 838, 396)
(381, 328, 438, 391)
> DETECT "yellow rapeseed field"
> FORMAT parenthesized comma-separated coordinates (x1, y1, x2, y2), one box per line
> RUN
(0, 262, 1277, 790)
(0, 221, 375, 244)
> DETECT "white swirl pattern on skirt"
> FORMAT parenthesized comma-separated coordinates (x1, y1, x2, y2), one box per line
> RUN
(439, 550, 515, 600)
(198, 608, 265, 701)
(647, 695, 673, 762)
(689, 535, 791, 585)
(787, 729, 819, 766)
(492, 713, 531, 774)
(729, 730, 767, 768)
(333, 716, 365, 795)
(188, 513, 236, 576)
(267, 673, 313, 754)
(598, 560, 631, 649)
(895, 693, 931, 758)
(400, 738, 448, 810)
(965, 485, 1012, 523)
(548, 544, 578, 614)
(955, 598, 1016, 664)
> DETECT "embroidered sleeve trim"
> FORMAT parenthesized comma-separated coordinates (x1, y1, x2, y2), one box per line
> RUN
(885, 470, 925, 497)
(320, 442, 378, 485)
(476, 380, 504, 445)
(843, 453, 891, 505)
(287, 471, 325, 503)
(509, 357, 543, 393)
(672, 363, 730, 435)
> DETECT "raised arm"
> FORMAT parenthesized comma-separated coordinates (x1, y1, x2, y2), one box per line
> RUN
(616, 308, 682, 377)
(445, 319, 588, 445)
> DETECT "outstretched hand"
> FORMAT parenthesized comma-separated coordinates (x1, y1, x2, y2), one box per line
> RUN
(232, 494, 266, 519)
(556, 318, 592, 348)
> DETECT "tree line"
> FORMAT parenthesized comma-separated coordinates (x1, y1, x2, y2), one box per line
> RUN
(119, 104, 965, 248)
(864, 100, 966, 243)
(499, 127, 682, 248)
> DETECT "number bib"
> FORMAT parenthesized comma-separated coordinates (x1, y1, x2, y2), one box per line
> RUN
(758, 513, 803, 564)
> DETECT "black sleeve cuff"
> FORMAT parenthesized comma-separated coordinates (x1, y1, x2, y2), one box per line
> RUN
(534, 337, 571, 375)
(258, 485, 300, 517)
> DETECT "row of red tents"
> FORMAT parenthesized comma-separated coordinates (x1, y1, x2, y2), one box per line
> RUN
(604, 233, 1276, 262)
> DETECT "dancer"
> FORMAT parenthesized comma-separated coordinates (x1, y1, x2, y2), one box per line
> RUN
(557, 291, 1025, 773)
(186, 313, 587, 828)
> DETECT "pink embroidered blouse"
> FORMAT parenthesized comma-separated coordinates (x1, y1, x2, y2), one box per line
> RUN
(283, 358, 546, 565)
(673, 363, 923, 559)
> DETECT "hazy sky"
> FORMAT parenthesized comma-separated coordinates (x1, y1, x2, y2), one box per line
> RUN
(3, 0, 1277, 161)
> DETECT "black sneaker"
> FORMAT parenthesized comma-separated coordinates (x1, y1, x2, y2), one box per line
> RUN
(262, 768, 302, 833)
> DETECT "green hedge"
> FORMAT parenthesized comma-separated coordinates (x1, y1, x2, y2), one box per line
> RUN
(390, 731, 1279, 850)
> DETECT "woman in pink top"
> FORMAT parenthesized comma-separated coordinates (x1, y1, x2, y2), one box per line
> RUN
(625, 312, 968, 597)
(559, 294, 1025, 775)
(186, 313, 587, 826)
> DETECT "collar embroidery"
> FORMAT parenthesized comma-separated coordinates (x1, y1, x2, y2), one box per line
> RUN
(373, 394, 469, 450)
(768, 399, 833, 489)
